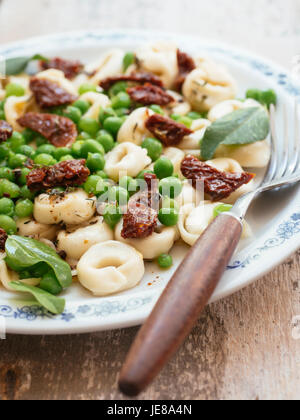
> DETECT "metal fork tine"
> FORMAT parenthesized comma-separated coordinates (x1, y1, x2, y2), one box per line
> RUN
(264, 105, 279, 183)
(277, 105, 289, 178)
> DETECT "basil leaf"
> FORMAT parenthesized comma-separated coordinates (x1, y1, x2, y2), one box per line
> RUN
(9, 281, 65, 315)
(4, 54, 48, 76)
(201, 107, 270, 160)
(5, 236, 72, 288)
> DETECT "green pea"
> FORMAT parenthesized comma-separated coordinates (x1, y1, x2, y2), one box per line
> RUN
(157, 253, 173, 269)
(103, 117, 124, 137)
(35, 135, 48, 147)
(8, 153, 28, 169)
(15, 199, 34, 218)
(20, 185, 35, 200)
(187, 111, 203, 120)
(158, 207, 179, 227)
(115, 108, 129, 117)
(161, 197, 180, 212)
(142, 137, 163, 161)
(0, 110, 6, 120)
(0, 143, 10, 159)
(213, 204, 233, 219)
(16, 168, 31, 186)
(78, 118, 100, 137)
(95, 170, 109, 179)
(34, 153, 57, 166)
(108, 82, 128, 98)
(15, 145, 35, 158)
(49, 105, 66, 116)
(123, 52, 135, 72)
(9, 132, 26, 152)
(73, 99, 91, 114)
(80, 140, 105, 158)
(54, 147, 72, 160)
(149, 105, 164, 115)
(36, 144, 56, 156)
(111, 92, 131, 110)
(119, 176, 138, 195)
(5, 83, 25, 98)
(177, 116, 193, 129)
(0, 179, 20, 199)
(71, 141, 84, 158)
(64, 106, 82, 124)
(86, 152, 105, 172)
(22, 128, 36, 143)
(261, 89, 277, 109)
(0, 167, 15, 182)
(0, 101, 5, 111)
(83, 175, 106, 196)
(77, 131, 91, 141)
(108, 186, 129, 205)
(170, 114, 181, 121)
(59, 154, 74, 162)
(78, 83, 98, 95)
(39, 271, 63, 295)
(154, 157, 174, 180)
(96, 130, 115, 152)
(0, 198, 15, 217)
(99, 107, 116, 125)
(159, 177, 182, 199)
(103, 204, 123, 229)
(0, 214, 17, 234)
(137, 170, 155, 179)
(246, 89, 262, 102)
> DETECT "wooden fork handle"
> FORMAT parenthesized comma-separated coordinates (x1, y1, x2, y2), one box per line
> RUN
(119, 213, 243, 396)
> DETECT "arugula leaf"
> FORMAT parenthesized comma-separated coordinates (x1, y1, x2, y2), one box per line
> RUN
(201, 107, 270, 160)
(4, 54, 48, 76)
(5, 236, 72, 288)
(9, 281, 65, 315)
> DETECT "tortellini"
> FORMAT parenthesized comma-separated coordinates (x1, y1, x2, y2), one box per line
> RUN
(79, 91, 111, 119)
(115, 222, 178, 260)
(208, 98, 262, 122)
(134, 42, 178, 89)
(16, 218, 59, 241)
(77, 241, 145, 296)
(175, 180, 202, 209)
(105, 142, 151, 181)
(182, 57, 237, 112)
(214, 141, 271, 168)
(35, 69, 78, 96)
(178, 118, 211, 155)
(117, 107, 154, 145)
(86, 49, 125, 85)
(34, 190, 96, 225)
(206, 158, 255, 204)
(4, 95, 31, 131)
(57, 217, 114, 262)
(178, 201, 251, 247)
(164, 91, 191, 116)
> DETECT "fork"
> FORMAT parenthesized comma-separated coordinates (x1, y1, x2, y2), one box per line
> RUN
(119, 103, 300, 397)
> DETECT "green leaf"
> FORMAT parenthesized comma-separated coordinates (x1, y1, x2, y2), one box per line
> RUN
(201, 107, 270, 160)
(4, 54, 48, 76)
(9, 281, 65, 315)
(5, 236, 72, 288)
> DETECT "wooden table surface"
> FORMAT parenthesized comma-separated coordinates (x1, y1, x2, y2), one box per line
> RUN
(0, 0, 300, 401)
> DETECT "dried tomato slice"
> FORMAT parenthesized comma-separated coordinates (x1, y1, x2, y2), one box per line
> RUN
(127, 83, 174, 106)
(121, 173, 159, 239)
(40, 57, 84, 79)
(30, 77, 78, 108)
(18, 112, 77, 147)
(145, 114, 192, 147)
(0, 121, 13, 143)
(174, 49, 196, 91)
(0, 228, 8, 251)
(26, 159, 90, 191)
(99, 71, 163, 90)
(181, 155, 255, 201)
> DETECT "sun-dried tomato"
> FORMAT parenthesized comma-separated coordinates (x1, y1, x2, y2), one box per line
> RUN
(99, 71, 163, 91)
(174, 49, 196, 91)
(0, 120, 13, 143)
(121, 173, 159, 239)
(40, 57, 84, 79)
(181, 155, 255, 201)
(145, 114, 192, 147)
(18, 112, 77, 147)
(0, 228, 8, 251)
(26, 159, 90, 191)
(30, 77, 78, 108)
(127, 83, 174, 106)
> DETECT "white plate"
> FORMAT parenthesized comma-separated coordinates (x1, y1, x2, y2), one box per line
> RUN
(0, 30, 299, 335)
